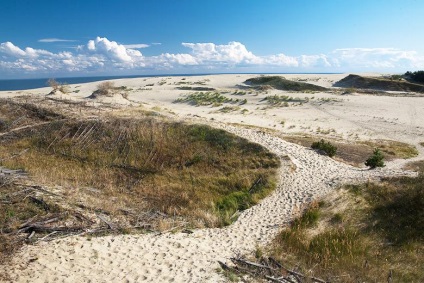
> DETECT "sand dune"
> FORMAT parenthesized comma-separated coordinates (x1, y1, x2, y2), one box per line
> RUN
(1, 73, 423, 282)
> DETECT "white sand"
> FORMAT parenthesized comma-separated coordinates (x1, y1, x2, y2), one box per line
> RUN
(1, 73, 423, 282)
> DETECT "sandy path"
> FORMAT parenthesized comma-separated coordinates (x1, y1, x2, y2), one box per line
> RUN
(2, 121, 415, 283)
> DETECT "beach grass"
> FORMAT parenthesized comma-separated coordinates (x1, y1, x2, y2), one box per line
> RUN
(0, 99, 280, 261)
(268, 171, 424, 282)
(261, 95, 309, 107)
(174, 92, 245, 107)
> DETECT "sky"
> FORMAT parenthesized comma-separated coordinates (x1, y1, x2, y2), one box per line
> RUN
(1, 0, 424, 79)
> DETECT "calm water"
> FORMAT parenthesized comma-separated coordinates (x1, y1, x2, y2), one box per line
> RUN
(0, 75, 166, 91)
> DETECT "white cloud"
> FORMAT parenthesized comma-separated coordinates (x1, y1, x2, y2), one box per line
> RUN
(331, 48, 424, 69)
(264, 53, 299, 67)
(299, 54, 331, 68)
(182, 41, 260, 64)
(123, 44, 149, 49)
(38, 38, 77, 43)
(0, 42, 26, 57)
(84, 37, 142, 63)
(1, 37, 424, 77)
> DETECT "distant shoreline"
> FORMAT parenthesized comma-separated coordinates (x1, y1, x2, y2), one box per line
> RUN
(0, 73, 342, 91)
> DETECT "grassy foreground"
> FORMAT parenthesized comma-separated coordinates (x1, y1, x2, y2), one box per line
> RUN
(0, 99, 280, 262)
(267, 171, 424, 282)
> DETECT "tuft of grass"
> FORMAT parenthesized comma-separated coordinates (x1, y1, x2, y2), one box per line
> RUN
(216, 106, 240, 113)
(176, 86, 215, 91)
(292, 203, 321, 229)
(311, 139, 337, 157)
(420, 142, 424, 147)
(47, 78, 70, 94)
(174, 92, 235, 107)
(261, 95, 308, 107)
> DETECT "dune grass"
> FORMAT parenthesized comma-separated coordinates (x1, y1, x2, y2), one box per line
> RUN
(245, 76, 328, 92)
(0, 99, 64, 132)
(0, 99, 280, 263)
(261, 95, 309, 107)
(268, 172, 424, 282)
(0, 119, 279, 228)
(176, 86, 215, 91)
(174, 92, 245, 107)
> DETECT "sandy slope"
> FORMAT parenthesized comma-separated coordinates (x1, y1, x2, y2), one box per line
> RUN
(1, 74, 423, 282)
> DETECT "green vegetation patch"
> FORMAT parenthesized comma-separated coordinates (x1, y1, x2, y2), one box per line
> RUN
(245, 76, 328, 92)
(261, 95, 309, 107)
(174, 92, 244, 107)
(311, 139, 337, 157)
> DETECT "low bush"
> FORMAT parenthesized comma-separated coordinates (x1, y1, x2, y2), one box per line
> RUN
(47, 78, 70, 94)
(311, 139, 337, 157)
(365, 148, 385, 168)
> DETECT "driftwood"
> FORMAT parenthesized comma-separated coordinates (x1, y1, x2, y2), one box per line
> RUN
(96, 214, 117, 230)
(21, 224, 83, 233)
(223, 257, 328, 283)
(28, 196, 50, 211)
(248, 176, 263, 194)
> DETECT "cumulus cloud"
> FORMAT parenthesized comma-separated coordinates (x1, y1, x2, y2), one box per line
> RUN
(1, 37, 424, 77)
(83, 37, 143, 63)
(0, 42, 27, 57)
(182, 41, 260, 64)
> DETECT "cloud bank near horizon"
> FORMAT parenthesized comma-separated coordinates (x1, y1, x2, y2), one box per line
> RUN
(1, 36, 424, 77)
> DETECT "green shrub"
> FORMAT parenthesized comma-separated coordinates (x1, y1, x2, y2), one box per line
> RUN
(311, 139, 337, 157)
(365, 148, 385, 168)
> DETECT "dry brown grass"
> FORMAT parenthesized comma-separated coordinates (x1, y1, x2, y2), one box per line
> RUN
(0, 99, 280, 261)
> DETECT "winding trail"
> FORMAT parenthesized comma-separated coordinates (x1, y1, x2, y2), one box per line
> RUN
(2, 123, 416, 283)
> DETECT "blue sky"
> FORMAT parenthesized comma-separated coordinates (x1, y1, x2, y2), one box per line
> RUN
(1, 0, 424, 78)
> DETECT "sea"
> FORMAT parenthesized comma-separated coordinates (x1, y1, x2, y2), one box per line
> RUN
(0, 74, 223, 91)
(0, 75, 178, 91)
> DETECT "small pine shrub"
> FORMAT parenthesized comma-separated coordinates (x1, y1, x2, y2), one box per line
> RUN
(365, 148, 385, 169)
(311, 139, 337, 157)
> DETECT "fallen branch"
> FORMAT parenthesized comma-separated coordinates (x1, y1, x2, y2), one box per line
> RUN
(96, 214, 117, 230)
(28, 196, 49, 211)
(225, 257, 328, 283)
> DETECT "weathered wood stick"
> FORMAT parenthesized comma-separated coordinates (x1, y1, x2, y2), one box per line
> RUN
(96, 214, 116, 230)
